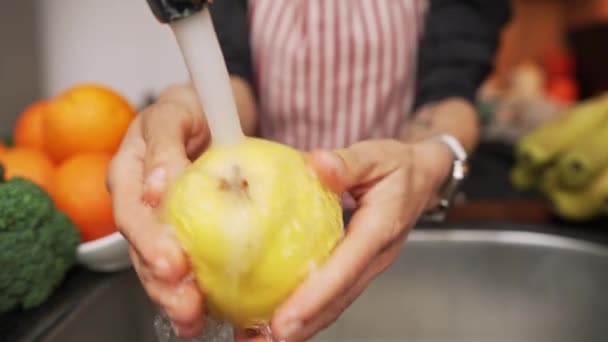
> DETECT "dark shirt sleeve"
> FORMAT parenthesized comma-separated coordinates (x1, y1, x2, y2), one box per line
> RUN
(208, 0, 255, 90)
(413, 0, 512, 111)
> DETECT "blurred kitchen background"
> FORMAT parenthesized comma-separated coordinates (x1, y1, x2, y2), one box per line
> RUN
(3, 0, 608, 222)
(3, 0, 608, 223)
(0, 0, 191, 136)
(1, 0, 605, 132)
(1, 0, 607, 130)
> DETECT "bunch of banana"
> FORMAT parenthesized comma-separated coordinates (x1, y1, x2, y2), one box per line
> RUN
(556, 120, 608, 189)
(510, 92, 608, 222)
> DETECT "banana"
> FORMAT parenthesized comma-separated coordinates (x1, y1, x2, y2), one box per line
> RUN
(557, 120, 608, 189)
(515, 93, 608, 169)
(545, 164, 608, 222)
(538, 166, 560, 196)
(548, 189, 600, 222)
(510, 164, 542, 191)
(596, 167, 608, 217)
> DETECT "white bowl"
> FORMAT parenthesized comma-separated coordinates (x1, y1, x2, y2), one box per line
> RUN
(76, 231, 132, 272)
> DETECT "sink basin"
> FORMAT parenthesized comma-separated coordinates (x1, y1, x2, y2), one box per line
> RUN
(40, 229, 608, 342)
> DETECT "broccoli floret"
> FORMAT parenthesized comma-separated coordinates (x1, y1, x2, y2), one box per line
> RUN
(0, 164, 81, 314)
(0, 177, 55, 233)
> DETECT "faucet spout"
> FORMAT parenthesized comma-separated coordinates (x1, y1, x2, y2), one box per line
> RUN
(146, 0, 209, 23)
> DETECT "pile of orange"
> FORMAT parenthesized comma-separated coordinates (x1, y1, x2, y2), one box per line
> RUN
(0, 83, 136, 242)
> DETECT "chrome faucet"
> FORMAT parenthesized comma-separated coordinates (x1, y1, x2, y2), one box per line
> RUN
(145, 0, 209, 23)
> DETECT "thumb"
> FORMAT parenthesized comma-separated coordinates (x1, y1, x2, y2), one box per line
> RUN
(307, 139, 407, 193)
(141, 102, 196, 207)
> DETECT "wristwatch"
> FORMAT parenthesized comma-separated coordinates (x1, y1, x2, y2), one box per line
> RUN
(422, 134, 469, 222)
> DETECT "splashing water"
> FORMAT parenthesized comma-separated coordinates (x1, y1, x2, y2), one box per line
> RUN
(153, 314, 279, 342)
(154, 313, 234, 342)
(170, 7, 245, 147)
(151, 6, 250, 342)
(258, 323, 275, 342)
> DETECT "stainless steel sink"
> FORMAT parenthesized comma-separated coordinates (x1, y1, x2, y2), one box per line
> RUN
(41, 229, 608, 342)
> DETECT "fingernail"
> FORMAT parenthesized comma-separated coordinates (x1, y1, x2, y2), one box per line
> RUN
(324, 151, 345, 177)
(277, 321, 302, 340)
(146, 167, 167, 190)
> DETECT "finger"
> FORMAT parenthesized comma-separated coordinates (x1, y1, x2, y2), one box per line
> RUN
(288, 238, 406, 341)
(108, 103, 204, 333)
(130, 244, 204, 322)
(140, 101, 200, 207)
(133, 261, 204, 328)
(140, 83, 210, 202)
(106, 114, 145, 193)
(108, 149, 188, 282)
(136, 279, 205, 338)
(307, 140, 409, 194)
(129, 245, 156, 288)
(141, 277, 206, 333)
(272, 172, 414, 339)
(271, 204, 396, 339)
(161, 279, 205, 327)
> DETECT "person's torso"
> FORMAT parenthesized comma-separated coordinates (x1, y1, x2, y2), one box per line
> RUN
(248, 0, 428, 151)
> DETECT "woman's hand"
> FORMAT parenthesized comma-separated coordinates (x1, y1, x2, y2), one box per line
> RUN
(107, 83, 211, 338)
(108, 80, 455, 341)
(263, 138, 455, 341)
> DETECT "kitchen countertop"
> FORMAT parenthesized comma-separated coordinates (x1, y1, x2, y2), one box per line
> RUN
(1, 266, 112, 342)
(2, 141, 607, 341)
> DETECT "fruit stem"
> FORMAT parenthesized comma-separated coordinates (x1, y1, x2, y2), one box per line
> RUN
(218, 165, 250, 198)
(170, 7, 245, 147)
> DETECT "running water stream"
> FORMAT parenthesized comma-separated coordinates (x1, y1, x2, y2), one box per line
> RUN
(152, 5, 275, 342)
(170, 7, 245, 147)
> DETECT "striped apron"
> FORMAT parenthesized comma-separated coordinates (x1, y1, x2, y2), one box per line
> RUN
(248, 0, 429, 151)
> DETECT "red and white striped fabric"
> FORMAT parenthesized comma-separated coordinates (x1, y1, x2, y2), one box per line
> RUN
(248, 0, 429, 151)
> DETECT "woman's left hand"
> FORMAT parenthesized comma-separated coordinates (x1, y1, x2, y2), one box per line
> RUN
(236, 138, 455, 341)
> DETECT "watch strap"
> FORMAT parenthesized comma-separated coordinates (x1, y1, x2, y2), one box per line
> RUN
(422, 134, 469, 222)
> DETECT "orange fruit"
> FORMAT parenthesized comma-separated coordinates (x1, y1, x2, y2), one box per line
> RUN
(51, 152, 116, 242)
(14, 100, 49, 151)
(0, 147, 55, 192)
(44, 83, 136, 163)
(0, 141, 7, 156)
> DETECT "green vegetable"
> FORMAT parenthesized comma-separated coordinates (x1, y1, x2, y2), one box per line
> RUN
(0, 163, 81, 314)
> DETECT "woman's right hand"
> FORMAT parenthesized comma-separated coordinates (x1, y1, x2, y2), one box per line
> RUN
(107, 83, 211, 338)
